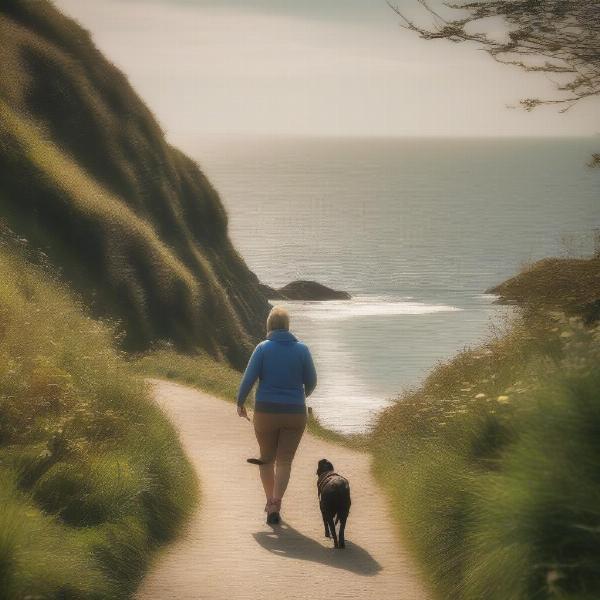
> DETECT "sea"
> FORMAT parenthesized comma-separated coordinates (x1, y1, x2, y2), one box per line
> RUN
(179, 136, 600, 433)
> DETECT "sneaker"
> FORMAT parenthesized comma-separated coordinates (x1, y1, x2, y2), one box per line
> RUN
(266, 511, 280, 525)
(265, 498, 281, 524)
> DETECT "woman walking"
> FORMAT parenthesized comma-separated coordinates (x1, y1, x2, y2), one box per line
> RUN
(236, 306, 317, 525)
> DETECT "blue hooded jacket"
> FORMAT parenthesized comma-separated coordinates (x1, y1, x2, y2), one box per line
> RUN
(236, 329, 317, 413)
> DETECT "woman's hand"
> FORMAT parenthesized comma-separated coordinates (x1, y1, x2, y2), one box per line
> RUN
(237, 404, 250, 420)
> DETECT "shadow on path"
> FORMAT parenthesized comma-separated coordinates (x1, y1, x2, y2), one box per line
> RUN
(253, 521, 382, 576)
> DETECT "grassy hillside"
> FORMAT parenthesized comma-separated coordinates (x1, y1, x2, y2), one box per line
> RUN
(489, 256, 600, 322)
(0, 0, 269, 369)
(371, 256, 600, 600)
(0, 239, 197, 599)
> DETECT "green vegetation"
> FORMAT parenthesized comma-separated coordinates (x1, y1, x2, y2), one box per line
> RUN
(0, 1, 269, 369)
(490, 256, 600, 321)
(132, 347, 245, 404)
(0, 245, 198, 599)
(371, 256, 600, 600)
(305, 411, 369, 450)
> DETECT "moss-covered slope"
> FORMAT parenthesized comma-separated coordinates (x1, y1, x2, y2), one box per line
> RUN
(488, 256, 600, 322)
(0, 0, 269, 368)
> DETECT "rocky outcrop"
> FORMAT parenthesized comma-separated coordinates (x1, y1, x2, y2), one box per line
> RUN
(487, 257, 600, 323)
(262, 280, 351, 301)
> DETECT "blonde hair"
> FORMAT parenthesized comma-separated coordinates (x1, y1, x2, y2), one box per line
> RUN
(266, 306, 290, 333)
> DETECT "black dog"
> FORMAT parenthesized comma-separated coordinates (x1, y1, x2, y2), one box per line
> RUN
(316, 459, 351, 549)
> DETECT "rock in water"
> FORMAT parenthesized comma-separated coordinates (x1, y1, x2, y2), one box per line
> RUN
(274, 280, 351, 301)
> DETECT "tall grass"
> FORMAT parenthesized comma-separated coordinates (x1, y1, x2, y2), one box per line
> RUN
(131, 346, 245, 403)
(0, 245, 198, 598)
(371, 269, 600, 600)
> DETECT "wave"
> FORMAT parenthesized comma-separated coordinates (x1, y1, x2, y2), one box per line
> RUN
(474, 293, 500, 301)
(278, 296, 462, 320)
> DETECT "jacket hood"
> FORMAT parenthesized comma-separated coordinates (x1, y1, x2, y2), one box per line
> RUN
(267, 329, 298, 344)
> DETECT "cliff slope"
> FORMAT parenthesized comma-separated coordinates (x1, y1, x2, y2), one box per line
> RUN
(0, 0, 269, 368)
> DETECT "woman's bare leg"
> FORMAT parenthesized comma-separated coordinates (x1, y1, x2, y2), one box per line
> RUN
(253, 413, 278, 501)
(258, 463, 275, 500)
(273, 414, 307, 500)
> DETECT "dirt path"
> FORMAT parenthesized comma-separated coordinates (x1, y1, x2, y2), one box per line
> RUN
(136, 380, 429, 600)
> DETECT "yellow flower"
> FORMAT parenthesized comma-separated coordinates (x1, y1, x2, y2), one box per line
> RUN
(497, 395, 510, 404)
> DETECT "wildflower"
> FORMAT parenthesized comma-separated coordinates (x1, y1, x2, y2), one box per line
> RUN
(474, 393, 486, 399)
(546, 569, 564, 594)
(497, 395, 510, 404)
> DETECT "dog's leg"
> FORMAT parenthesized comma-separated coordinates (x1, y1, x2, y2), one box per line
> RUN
(322, 510, 330, 538)
(338, 516, 346, 549)
(326, 515, 338, 548)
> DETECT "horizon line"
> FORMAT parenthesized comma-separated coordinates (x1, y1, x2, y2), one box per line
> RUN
(170, 131, 598, 141)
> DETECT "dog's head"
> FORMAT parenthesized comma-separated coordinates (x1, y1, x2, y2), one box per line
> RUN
(317, 458, 334, 476)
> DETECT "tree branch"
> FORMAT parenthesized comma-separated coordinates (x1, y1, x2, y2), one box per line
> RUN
(388, 0, 600, 111)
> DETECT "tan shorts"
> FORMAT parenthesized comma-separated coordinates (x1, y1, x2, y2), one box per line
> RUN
(252, 410, 308, 466)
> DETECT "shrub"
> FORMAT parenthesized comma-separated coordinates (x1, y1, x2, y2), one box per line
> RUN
(372, 302, 600, 600)
(0, 246, 198, 597)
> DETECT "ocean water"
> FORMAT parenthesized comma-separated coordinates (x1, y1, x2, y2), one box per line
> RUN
(181, 136, 600, 433)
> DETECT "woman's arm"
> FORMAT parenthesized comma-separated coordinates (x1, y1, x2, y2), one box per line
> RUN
(302, 346, 317, 397)
(236, 344, 263, 407)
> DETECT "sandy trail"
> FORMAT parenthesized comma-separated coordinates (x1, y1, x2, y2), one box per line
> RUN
(136, 380, 429, 600)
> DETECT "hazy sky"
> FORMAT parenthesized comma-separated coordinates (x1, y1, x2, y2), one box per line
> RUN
(55, 0, 598, 140)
